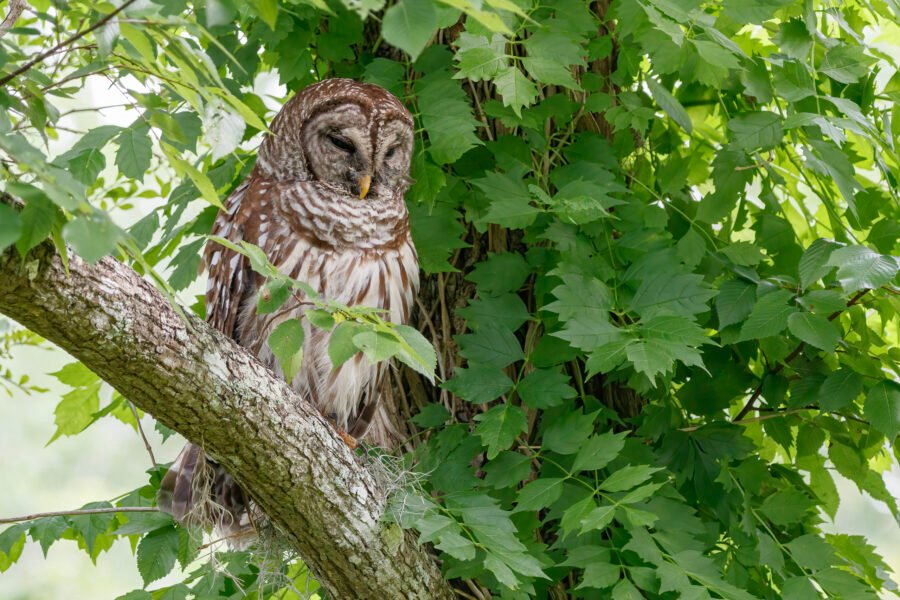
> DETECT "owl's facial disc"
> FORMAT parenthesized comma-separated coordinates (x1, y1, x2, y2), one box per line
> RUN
(302, 100, 413, 200)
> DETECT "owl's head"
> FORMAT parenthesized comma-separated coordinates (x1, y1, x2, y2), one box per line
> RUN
(258, 79, 414, 200)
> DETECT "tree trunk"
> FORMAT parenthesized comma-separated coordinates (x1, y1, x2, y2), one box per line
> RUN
(0, 200, 453, 600)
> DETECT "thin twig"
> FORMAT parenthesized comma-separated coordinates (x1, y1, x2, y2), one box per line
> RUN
(734, 289, 869, 421)
(0, 0, 137, 87)
(129, 400, 157, 469)
(0, 506, 158, 525)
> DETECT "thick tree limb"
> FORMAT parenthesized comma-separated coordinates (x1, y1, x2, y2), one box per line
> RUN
(0, 234, 452, 599)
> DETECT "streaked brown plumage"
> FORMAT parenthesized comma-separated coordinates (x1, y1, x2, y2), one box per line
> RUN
(157, 79, 419, 540)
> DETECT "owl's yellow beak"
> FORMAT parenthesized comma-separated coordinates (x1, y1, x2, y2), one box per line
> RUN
(358, 175, 372, 199)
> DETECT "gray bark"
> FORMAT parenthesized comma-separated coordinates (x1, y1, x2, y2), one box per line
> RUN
(0, 230, 452, 599)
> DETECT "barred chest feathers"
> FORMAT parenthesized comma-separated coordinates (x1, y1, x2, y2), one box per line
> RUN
(226, 179, 419, 443)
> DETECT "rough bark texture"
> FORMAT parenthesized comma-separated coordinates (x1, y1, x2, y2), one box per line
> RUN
(0, 235, 453, 600)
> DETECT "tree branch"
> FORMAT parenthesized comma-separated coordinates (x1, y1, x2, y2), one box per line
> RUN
(0, 200, 452, 599)
(0, 506, 158, 525)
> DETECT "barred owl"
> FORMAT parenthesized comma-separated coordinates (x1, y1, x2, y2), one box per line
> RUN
(157, 79, 419, 539)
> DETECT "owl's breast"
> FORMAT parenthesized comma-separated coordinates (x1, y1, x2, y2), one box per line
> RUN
(238, 229, 419, 429)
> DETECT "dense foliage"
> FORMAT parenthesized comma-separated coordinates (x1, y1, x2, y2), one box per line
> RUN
(1, 0, 900, 598)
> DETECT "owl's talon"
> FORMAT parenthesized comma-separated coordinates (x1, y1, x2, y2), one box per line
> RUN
(338, 429, 358, 450)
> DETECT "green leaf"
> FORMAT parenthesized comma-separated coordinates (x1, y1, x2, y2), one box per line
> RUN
(797, 290, 846, 315)
(457, 293, 531, 332)
(29, 516, 69, 557)
(575, 557, 619, 590)
(250, 0, 278, 29)
(70, 501, 115, 556)
(136, 525, 179, 586)
(306, 309, 336, 330)
(454, 33, 507, 81)
(759, 490, 814, 526)
(112, 511, 174, 535)
(115, 124, 153, 180)
(626, 339, 677, 380)
(545, 275, 612, 321)
(0, 524, 26, 572)
(443, 365, 513, 404)
(826, 246, 898, 292)
(474, 403, 527, 459)
(580, 503, 616, 532)
(411, 403, 451, 428)
(465, 252, 531, 296)
(647, 78, 692, 134)
(572, 431, 627, 472)
(48, 381, 101, 443)
(0, 204, 22, 253)
(415, 512, 475, 561)
(555, 316, 625, 352)
(788, 312, 841, 352)
(457, 324, 524, 368)
(63, 213, 123, 263)
(15, 193, 58, 256)
(472, 171, 540, 229)
(818, 368, 863, 412)
(820, 44, 876, 84)
(612, 578, 643, 600)
(728, 111, 784, 150)
(782, 577, 821, 600)
(493, 66, 539, 117)
(864, 381, 900, 440)
(543, 409, 596, 454)
(630, 272, 717, 318)
(483, 451, 532, 489)
(353, 330, 403, 363)
(723, 0, 794, 23)
(168, 238, 204, 291)
(799, 238, 840, 289)
(328, 321, 364, 369)
(737, 290, 797, 341)
(256, 279, 292, 314)
(716, 279, 757, 329)
(600, 465, 661, 492)
(522, 30, 585, 90)
(268, 319, 305, 384)
(721, 242, 766, 266)
(515, 477, 566, 511)
(382, 0, 438, 60)
(415, 71, 481, 165)
(517, 369, 577, 409)
(408, 199, 468, 272)
(394, 324, 438, 380)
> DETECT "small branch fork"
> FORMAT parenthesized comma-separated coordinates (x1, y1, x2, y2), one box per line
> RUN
(733, 289, 869, 422)
(0, 0, 137, 87)
(0, 506, 158, 525)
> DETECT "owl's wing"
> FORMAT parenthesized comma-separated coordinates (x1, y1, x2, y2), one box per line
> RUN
(204, 180, 255, 340)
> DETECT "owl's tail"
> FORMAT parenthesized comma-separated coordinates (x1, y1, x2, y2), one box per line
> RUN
(157, 443, 255, 545)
